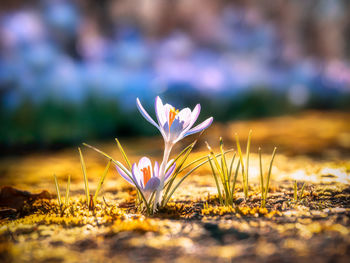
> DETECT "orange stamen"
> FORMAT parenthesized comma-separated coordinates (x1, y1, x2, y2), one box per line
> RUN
(169, 108, 179, 129)
(141, 166, 151, 185)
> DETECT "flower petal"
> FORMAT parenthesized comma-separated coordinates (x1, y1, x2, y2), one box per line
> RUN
(132, 163, 142, 188)
(115, 165, 134, 185)
(176, 107, 192, 127)
(138, 157, 153, 176)
(181, 117, 213, 139)
(188, 104, 201, 130)
(154, 97, 168, 140)
(172, 104, 201, 143)
(164, 163, 176, 181)
(144, 177, 160, 192)
(136, 98, 159, 129)
(155, 96, 166, 127)
(153, 161, 160, 178)
(169, 118, 187, 142)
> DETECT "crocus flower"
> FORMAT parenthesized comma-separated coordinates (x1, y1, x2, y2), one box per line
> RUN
(136, 96, 213, 210)
(136, 96, 213, 145)
(116, 157, 176, 198)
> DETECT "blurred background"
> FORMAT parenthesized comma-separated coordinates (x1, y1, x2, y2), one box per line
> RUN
(1, 0, 350, 153)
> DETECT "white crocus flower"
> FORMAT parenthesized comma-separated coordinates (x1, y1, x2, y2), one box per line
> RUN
(136, 96, 213, 210)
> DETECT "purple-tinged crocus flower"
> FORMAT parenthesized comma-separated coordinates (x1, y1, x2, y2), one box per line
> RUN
(136, 96, 213, 145)
(116, 157, 176, 199)
(136, 96, 213, 210)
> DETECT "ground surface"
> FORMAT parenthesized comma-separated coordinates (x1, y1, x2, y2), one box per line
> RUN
(0, 111, 350, 263)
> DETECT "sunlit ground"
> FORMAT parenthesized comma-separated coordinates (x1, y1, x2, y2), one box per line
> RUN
(0, 111, 350, 262)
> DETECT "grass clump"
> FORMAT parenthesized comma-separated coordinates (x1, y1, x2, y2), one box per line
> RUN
(293, 181, 306, 203)
(207, 131, 278, 209)
(235, 130, 252, 199)
(53, 174, 71, 215)
(206, 139, 239, 206)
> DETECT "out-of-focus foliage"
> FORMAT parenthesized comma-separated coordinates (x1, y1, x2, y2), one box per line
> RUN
(1, 0, 350, 149)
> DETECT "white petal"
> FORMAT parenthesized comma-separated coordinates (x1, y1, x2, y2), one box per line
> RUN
(153, 161, 160, 178)
(136, 98, 159, 129)
(184, 117, 213, 137)
(155, 96, 167, 127)
(176, 107, 192, 129)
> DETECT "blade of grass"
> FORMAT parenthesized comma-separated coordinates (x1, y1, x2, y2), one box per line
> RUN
(53, 174, 61, 206)
(258, 147, 264, 201)
(165, 140, 197, 173)
(162, 143, 195, 206)
(115, 138, 131, 170)
(220, 137, 232, 205)
(177, 149, 234, 174)
(78, 147, 90, 204)
(163, 158, 212, 206)
(231, 160, 240, 199)
(245, 130, 252, 192)
(83, 143, 117, 162)
(235, 133, 247, 198)
(115, 161, 151, 214)
(83, 143, 151, 213)
(65, 174, 71, 206)
(93, 159, 112, 204)
(206, 142, 230, 200)
(263, 147, 277, 206)
(228, 152, 236, 184)
(208, 156, 223, 205)
(162, 149, 234, 206)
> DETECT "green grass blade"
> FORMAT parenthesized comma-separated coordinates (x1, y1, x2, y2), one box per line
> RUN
(83, 143, 151, 213)
(208, 156, 223, 205)
(235, 133, 247, 198)
(115, 161, 151, 213)
(115, 138, 131, 170)
(258, 147, 264, 200)
(220, 138, 229, 186)
(245, 130, 252, 192)
(161, 149, 234, 208)
(205, 142, 229, 200)
(178, 149, 234, 174)
(65, 175, 71, 206)
(263, 147, 277, 203)
(163, 149, 234, 194)
(163, 158, 211, 206)
(231, 160, 240, 199)
(53, 174, 61, 206)
(93, 159, 112, 204)
(220, 137, 232, 204)
(163, 142, 195, 187)
(78, 147, 90, 204)
(228, 152, 236, 184)
(205, 142, 224, 182)
(165, 140, 197, 173)
(162, 144, 194, 205)
(83, 143, 117, 163)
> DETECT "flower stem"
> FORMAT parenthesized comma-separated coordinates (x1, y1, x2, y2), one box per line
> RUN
(153, 142, 172, 212)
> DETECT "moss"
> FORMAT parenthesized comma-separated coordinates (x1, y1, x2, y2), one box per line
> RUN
(201, 205, 282, 217)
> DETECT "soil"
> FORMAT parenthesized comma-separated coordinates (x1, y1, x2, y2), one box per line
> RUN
(0, 111, 349, 263)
